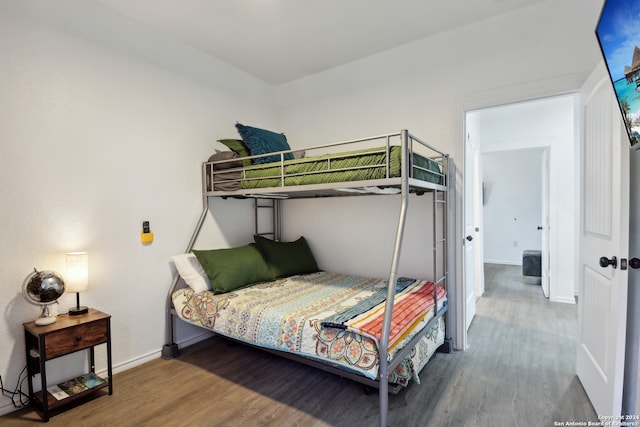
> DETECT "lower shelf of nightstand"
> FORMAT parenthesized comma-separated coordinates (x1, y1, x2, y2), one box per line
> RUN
(32, 375, 110, 412)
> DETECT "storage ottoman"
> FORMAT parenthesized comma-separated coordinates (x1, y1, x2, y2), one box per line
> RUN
(522, 250, 542, 277)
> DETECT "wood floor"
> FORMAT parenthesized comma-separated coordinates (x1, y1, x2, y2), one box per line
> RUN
(1, 264, 597, 426)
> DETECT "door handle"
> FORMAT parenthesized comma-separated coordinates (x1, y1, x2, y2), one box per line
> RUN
(466, 235, 473, 242)
(599, 256, 618, 269)
(630, 258, 640, 269)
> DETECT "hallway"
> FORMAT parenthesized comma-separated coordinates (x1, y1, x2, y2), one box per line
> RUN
(423, 263, 597, 426)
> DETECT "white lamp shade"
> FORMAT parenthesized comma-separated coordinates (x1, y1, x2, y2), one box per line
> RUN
(66, 252, 88, 293)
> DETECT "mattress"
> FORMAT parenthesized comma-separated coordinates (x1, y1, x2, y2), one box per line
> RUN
(209, 146, 443, 192)
(172, 271, 446, 386)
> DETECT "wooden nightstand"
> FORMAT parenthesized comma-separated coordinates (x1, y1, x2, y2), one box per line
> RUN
(23, 308, 112, 422)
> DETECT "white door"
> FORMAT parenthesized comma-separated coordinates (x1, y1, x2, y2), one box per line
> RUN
(576, 63, 630, 416)
(540, 148, 550, 297)
(464, 134, 477, 333)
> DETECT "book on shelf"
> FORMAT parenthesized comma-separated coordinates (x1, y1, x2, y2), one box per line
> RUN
(47, 372, 106, 401)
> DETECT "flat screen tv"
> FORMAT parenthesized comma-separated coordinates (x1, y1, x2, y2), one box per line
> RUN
(596, 0, 640, 148)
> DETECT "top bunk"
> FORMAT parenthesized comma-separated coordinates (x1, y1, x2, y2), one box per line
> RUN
(205, 128, 448, 199)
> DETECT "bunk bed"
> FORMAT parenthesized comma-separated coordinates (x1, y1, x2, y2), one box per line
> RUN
(164, 128, 451, 427)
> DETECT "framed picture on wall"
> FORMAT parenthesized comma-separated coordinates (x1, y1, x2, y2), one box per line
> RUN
(596, 0, 640, 149)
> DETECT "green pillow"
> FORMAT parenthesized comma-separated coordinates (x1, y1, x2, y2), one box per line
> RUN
(254, 235, 319, 278)
(192, 244, 274, 294)
(218, 139, 252, 167)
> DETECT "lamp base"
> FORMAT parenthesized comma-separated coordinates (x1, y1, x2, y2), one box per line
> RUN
(69, 306, 89, 316)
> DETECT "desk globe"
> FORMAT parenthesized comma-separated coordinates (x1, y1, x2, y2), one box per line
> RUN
(22, 268, 65, 325)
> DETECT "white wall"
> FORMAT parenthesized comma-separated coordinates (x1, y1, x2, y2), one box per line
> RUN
(275, 0, 601, 155)
(281, 193, 441, 280)
(0, 0, 277, 414)
(276, 1, 600, 311)
(482, 149, 543, 265)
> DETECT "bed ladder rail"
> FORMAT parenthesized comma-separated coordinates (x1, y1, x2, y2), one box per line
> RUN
(254, 198, 281, 241)
(432, 186, 447, 312)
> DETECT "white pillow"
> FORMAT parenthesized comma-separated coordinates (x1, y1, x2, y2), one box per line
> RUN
(171, 253, 210, 293)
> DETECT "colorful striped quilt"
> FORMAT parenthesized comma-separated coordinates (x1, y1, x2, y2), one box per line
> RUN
(172, 271, 446, 386)
(325, 280, 446, 353)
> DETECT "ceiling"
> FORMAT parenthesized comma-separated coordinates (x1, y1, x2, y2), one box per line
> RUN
(97, 0, 552, 86)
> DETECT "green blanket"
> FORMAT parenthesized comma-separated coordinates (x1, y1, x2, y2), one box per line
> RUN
(239, 146, 442, 189)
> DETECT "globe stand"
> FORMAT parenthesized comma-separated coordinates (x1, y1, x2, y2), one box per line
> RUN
(35, 304, 57, 326)
(22, 268, 65, 327)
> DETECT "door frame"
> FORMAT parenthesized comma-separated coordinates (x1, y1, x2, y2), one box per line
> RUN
(463, 132, 480, 337)
(454, 73, 584, 350)
(541, 147, 551, 297)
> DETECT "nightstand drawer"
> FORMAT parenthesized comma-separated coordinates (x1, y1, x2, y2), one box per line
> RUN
(45, 320, 108, 359)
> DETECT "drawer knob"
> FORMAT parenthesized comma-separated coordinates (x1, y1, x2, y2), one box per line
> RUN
(76, 336, 82, 342)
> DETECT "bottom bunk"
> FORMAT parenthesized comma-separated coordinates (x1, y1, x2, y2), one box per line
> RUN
(171, 269, 447, 391)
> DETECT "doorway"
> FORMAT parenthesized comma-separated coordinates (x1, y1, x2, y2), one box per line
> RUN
(463, 94, 579, 331)
(481, 147, 546, 277)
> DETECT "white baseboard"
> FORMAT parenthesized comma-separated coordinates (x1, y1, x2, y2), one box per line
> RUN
(484, 259, 521, 266)
(0, 402, 18, 417)
(104, 331, 212, 376)
(550, 295, 576, 305)
(0, 331, 213, 417)
(109, 348, 160, 376)
(173, 332, 213, 353)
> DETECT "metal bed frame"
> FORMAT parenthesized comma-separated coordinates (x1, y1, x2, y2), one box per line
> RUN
(163, 130, 451, 427)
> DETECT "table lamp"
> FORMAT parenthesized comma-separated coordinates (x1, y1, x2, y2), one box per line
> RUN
(66, 252, 89, 315)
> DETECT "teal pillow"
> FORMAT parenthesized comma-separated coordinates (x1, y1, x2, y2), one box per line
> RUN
(218, 139, 252, 167)
(192, 244, 274, 294)
(235, 123, 294, 164)
(254, 235, 319, 278)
